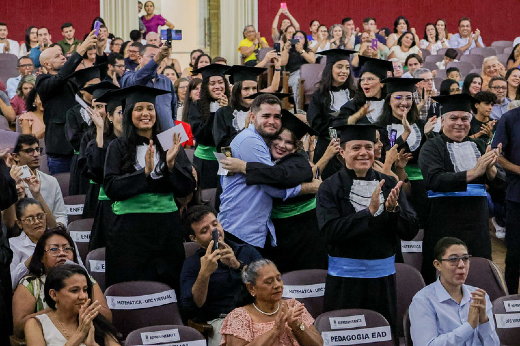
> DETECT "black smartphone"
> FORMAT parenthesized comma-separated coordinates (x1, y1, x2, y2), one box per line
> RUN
(212, 229, 219, 251)
(274, 42, 281, 53)
(389, 129, 398, 147)
(289, 39, 299, 45)
(166, 29, 172, 48)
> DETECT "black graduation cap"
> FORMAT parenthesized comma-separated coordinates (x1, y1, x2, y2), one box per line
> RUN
(243, 92, 292, 100)
(82, 81, 120, 100)
(192, 64, 230, 81)
(335, 124, 381, 144)
(281, 109, 319, 139)
(318, 49, 357, 65)
(68, 63, 107, 89)
(116, 85, 170, 108)
(94, 88, 126, 113)
(226, 65, 266, 84)
(359, 56, 393, 80)
(382, 77, 423, 94)
(432, 94, 477, 115)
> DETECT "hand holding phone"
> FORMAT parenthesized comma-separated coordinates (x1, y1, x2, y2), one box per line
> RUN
(280, 2, 287, 9)
(93, 21, 102, 37)
(212, 229, 219, 252)
(371, 39, 378, 50)
(389, 129, 398, 147)
(274, 42, 281, 54)
(315, 167, 320, 179)
(329, 127, 338, 141)
(20, 165, 32, 179)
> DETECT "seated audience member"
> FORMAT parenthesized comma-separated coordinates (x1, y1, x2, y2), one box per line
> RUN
(410, 237, 500, 346)
(390, 58, 404, 77)
(402, 54, 423, 78)
(342, 17, 358, 47)
(78, 46, 97, 70)
(355, 17, 386, 45)
(174, 77, 189, 110)
(310, 25, 331, 54)
(436, 19, 452, 42)
(506, 67, 520, 100)
(10, 75, 35, 116)
(436, 48, 459, 70)
(420, 23, 449, 55)
(7, 57, 35, 100)
(19, 26, 39, 57)
(30, 27, 53, 68)
(141, 0, 175, 34)
(191, 54, 212, 79)
(388, 32, 422, 64)
(145, 31, 160, 46)
(124, 41, 142, 71)
(19, 89, 45, 138)
(469, 91, 497, 144)
(352, 30, 390, 66)
(181, 49, 204, 79)
(239, 25, 270, 67)
(329, 24, 351, 50)
(0, 90, 15, 130)
(162, 66, 178, 84)
(105, 52, 125, 86)
(462, 73, 483, 96)
(12, 228, 111, 339)
(0, 22, 20, 55)
(481, 56, 506, 91)
(307, 20, 320, 44)
(488, 76, 510, 120)
(413, 68, 437, 121)
(386, 16, 420, 49)
(109, 37, 123, 54)
(24, 264, 118, 345)
(220, 259, 323, 346)
(446, 67, 461, 81)
(271, 5, 300, 42)
(448, 17, 485, 54)
(506, 43, 520, 70)
(180, 77, 202, 123)
(180, 205, 262, 346)
(57, 22, 82, 58)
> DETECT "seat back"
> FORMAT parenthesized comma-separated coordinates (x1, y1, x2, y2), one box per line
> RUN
(424, 54, 444, 64)
(281, 269, 327, 318)
(497, 53, 510, 68)
(39, 154, 49, 174)
(401, 228, 424, 272)
(257, 47, 273, 65)
(125, 325, 206, 346)
(435, 69, 446, 80)
(469, 68, 482, 75)
(298, 63, 324, 108)
(460, 54, 485, 69)
(504, 46, 514, 56)
(68, 218, 94, 263)
(52, 172, 70, 198)
(492, 41, 514, 48)
(104, 281, 183, 339)
(470, 47, 498, 57)
(0, 53, 19, 84)
(446, 61, 476, 78)
(420, 49, 431, 58)
(422, 62, 438, 73)
(315, 309, 394, 345)
(63, 194, 86, 225)
(395, 263, 425, 338)
(465, 257, 508, 302)
(201, 188, 217, 208)
(403, 310, 412, 346)
(185, 148, 194, 163)
(86, 247, 106, 292)
(184, 241, 200, 259)
(492, 294, 520, 346)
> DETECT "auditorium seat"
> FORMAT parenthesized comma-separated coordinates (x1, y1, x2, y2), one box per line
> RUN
(403, 310, 412, 346)
(437, 48, 463, 60)
(63, 194, 86, 225)
(201, 188, 217, 208)
(315, 308, 394, 346)
(470, 47, 498, 57)
(422, 62, 438, 73)
(185, 148, 194, 163)
(491, 41, 514, 48)
(434, 69, 446, 80)
(281, 269, 327, 318)
(86, 247, 106, 292)
(420, 49, 431, 58)
(183, 241, 200, 259)
(401, 229, 423, 272)
(39, 154, 49, 174)
(492, 294, 520, 346)
(497, 53, 510, 67)
(0, 53, 18, 86)
(395, 263, 425, 341)
(297, 63, 323, 110)
(465, 257, 508, 303)
(460, 54, 485, 69)
(424, 54, 444, 64)
(125, 325, 205, 346)
(67, 218, 94, 263)
(503, 46, 514, 56)
(469, 68, 482, 75)
(52, 172, 70, 198)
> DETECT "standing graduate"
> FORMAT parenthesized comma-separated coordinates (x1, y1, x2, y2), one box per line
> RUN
(306, 49, 356, 180)
(418, 94, 506, 284)
(103, 85, 196, 290)
(316, 124, 419, 344)
(188, 64, 230, 189)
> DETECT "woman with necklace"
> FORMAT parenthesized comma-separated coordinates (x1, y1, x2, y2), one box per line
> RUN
(220, 259, 323, 346)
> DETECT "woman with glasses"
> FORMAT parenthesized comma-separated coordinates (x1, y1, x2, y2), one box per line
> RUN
(410, 237, 500, 346)
(16, 240, 113, 342)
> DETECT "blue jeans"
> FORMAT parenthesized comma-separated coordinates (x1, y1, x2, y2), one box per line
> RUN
(47, 155, 72, 175)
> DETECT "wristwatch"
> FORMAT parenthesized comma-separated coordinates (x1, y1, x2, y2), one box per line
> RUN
(299, 322, 305, 331)
(386, 202, 399, 213)
(236, 260, 246, 271)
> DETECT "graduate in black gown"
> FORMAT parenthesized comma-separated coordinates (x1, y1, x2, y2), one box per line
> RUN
(85, 88, 124, 251)
(306, 49, 356, 180)
(418, 94, 506, 284)
(65, 64, 105, 195)
(188, 64, 230, 189)
(316, 124, 419, 344)
(103, 85, 196, 290)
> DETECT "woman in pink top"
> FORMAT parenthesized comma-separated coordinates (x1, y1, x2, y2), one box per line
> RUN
(220, 259, 323, 346)
(141, 1, 175, 34)
(11, 75, 35, 116)
(19, 88, 45, 139)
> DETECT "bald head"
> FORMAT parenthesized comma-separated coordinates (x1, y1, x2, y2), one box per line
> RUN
(146, 32, 160, 46)
(40, 46, 66, 73)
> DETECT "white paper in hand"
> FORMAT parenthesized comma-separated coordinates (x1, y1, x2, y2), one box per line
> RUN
(157, 124, 189, 150)
(213, 152, 229, 176)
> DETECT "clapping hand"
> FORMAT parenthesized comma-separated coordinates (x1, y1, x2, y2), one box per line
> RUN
(77, 299, 101, 338)
(286, 299, 305, 331)
(424, 116, 437, 134)
(144, 140, 155, 177)
(385, 181, 403, 211)
(395, 149, 413, 170)
(166, 133, 182, 171)
(369, 180, 384, 215)
(218, 94, 228, 108)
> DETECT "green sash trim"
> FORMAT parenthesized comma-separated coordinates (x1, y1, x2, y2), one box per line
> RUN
(98, 186, 110, 201)
(405, 164, 423, 181)
(271, 198, 316, 219)
(112, 193, 178, 215)
(74, 150, 80, 155)
(194, 144, 218, 161)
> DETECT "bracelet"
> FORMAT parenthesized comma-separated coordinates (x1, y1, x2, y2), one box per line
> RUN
(386, 202, 400, 213)
(275, 68, 281, 71)
(300, 50, 305, 55)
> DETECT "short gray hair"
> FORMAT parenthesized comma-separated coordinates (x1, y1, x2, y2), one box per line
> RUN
(241, 259, 274, 285)
(414, 68, 431, 78)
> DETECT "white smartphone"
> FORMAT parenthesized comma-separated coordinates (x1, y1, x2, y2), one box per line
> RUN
(20, 165, 32, 179)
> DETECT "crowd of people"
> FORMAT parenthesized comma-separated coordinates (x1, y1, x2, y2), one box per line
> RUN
(1, 3, 520, 346)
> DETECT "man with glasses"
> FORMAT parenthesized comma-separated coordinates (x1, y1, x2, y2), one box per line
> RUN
(389, 58, 403, 78)
(419, 94, 505, 284)
(413, 68, 437, 121)
(488, 76, 510, 120)
(6, 57, 34, 100)
(125, 41, 143, 71)
(11, 135, 67, 226)
(449, 17, 485, 55)
(105, 52, 125, 86)
(410, 237, 500, 345)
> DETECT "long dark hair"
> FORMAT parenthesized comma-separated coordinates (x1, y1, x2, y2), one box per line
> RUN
(193, 54, 211, 71)
(351, 76, 387, 104)
(462, 73, 483, 95)
(229, 81, 256, 111)
(423, 23, 439, 42)
(197, 76, 231, 122)
(393, 16, 410, 33)
(189, 49, 204, 68)
(44, 264, 120, 346)
(292, 30, 310, 51)
(506, 67, 520, 100)
(25, 88, 39, 112)
(507, 44, 520, 65)
(316, 61, 357, 109)
(25, 26, 37, 51)
(397, 32, 416, 48)
(440, 79, 459, 96)
(181, 78, 203, 123)
(378, 94, 420, 127)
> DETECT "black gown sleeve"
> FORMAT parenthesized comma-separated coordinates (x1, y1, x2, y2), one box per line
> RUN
(245, 153, 313, 189)
(0, 159, 17, 211)
(65, 107, 87, 152)
(307, 91, 330, 137)
(85, 137, 109, 184)
(212, 106, 237, 151)
(188, 102, 216, 146)
(77, 132, 92, 179)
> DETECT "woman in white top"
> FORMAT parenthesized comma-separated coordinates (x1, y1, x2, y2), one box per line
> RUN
(388, 32, 422, 64)
(19, 26, 39, 57)
(420, 23, 449, 55)
(310, 25, 331, 53)
(386, 16, 420, 48)
(436, 18, 453, 42)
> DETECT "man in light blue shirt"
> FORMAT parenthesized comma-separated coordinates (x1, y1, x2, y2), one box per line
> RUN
(410, 237, 500, 346)
(218, 94, 306, 249)
(120, 44, 176, 130)
(489, 76, 510, 120)
(449, 17, 485, 55)
(7, 57, 34, 100)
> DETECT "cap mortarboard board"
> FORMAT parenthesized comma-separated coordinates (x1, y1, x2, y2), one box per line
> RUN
(359, 56, 393, 80)
(68, 63, 107, 89)
(382, 77, 423, 94)
(226, 65, 266, 84)
(243, 92, 292, 100)
(432, 94, 477, 115)
(335, 124, 381, 144)
(192, 64, 230, 81)
(94, 88, 126, 112)
(318, 49, 357, 65)
(280, 109, 319, 139)
(82, 81, 120, 100)
(116, 85, 170, 109)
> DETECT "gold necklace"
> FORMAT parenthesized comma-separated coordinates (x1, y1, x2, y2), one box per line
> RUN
(53, 312, 71, 340)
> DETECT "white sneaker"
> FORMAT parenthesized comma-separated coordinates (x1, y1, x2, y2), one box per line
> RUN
(492, 217, 506, 239)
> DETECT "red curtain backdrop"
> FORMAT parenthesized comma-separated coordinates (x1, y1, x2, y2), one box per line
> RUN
(3, 0, 100, 43)
(258, 0, 520, 46)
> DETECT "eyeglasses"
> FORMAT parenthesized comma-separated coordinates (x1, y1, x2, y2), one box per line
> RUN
(422, 78, 434, 83)
(18, 147, 43, 155)
(19, 64, 34, 68)
(393, 66, 403, 70)
(392, 95, 413, 101)
(293, 36, 304, 39)
(491, 86, 507, 90)
(44, 246, 75, 256)
(438, 255, 472, 266)
(360, 77, 379, 83)
(20, 212, 46, 224)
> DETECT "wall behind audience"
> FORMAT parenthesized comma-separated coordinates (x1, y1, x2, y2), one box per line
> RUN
(257, 0, 520, 45)
(4, 0, 100, 43)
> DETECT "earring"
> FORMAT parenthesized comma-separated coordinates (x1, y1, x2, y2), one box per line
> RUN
(33, 103, 36, 107)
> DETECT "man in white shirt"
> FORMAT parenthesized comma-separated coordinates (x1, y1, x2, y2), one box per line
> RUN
(448, 17, 485, 54)
(0, 22, 20, 56)
(6, 57, 34, 100)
